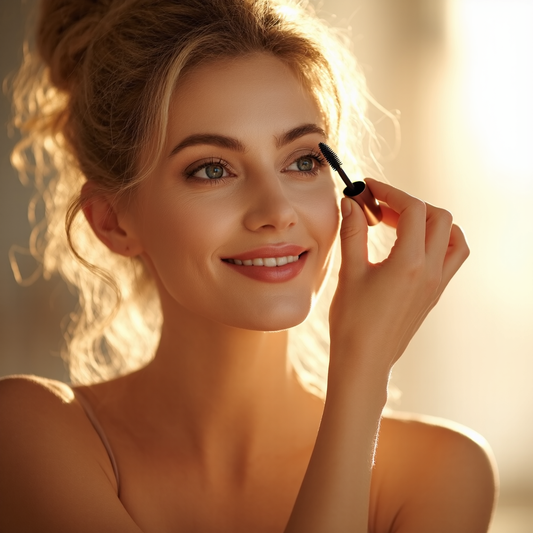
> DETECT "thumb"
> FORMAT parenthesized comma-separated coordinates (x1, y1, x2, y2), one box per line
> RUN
(338, 197, 368, 277)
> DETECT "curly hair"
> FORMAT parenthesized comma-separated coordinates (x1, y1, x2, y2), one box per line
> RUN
(10, 0, 386, 396)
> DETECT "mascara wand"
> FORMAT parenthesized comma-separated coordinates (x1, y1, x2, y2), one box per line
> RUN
(318, 142, 383, 226)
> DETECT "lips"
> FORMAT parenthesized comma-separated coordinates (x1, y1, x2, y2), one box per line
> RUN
(225, 255, 301, 267)
(221, 244, 308, 283)
(222, 244, 306, 262)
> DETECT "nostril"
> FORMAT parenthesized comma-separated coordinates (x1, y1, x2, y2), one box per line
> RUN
(242, 187, 299, 232)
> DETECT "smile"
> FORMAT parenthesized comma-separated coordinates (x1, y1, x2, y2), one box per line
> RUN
(224, 255, 301, 267)
(222, 251, 308, 283)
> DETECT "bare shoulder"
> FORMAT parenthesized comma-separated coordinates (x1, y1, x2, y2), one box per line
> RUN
(371, 410, 498, 533)
(0, 375, 79, 443)
(0, 373, 75, 404)
(0, 375, 141, 533)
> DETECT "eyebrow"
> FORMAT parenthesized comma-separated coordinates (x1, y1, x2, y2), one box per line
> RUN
(275, 123, 327, 148)
(169, 134, 245, 157)
(168, 123, 327, 157)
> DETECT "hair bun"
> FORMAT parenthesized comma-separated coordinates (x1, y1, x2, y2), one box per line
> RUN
(37, 0, 112, 91)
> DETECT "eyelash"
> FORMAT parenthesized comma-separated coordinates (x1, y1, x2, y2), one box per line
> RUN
(184, 150, 327, 185)
(184, 158, 233, 185)
(284, 150, 326, 176)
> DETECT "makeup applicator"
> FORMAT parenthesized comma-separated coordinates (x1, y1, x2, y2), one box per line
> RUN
(318, 142, 382, 226)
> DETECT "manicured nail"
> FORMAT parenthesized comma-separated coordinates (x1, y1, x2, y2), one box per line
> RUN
(341, 197, 352, 218)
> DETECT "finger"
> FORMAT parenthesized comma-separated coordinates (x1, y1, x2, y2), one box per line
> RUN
(420, 224, 469, 319)
(424, 204, 454, 271)
(397, 227, 469, 360)
(440, 224, 470, 288)
(376, 202, 400, 228)
(420, 224, 469, 307)
(365, 178, 426, 261)
(338, 196, 369, 278)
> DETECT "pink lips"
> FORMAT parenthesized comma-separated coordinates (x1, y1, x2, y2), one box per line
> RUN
(222, 244, 308, 283)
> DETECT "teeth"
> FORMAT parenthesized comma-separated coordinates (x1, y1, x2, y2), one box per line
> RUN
(227, 255, 301, 267)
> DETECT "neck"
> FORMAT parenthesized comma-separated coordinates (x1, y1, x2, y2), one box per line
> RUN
(127, 303, 321, 468)
(155, 314, 294, 413)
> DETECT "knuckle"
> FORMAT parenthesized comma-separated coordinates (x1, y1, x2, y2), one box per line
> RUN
(437, 207, 454, 226)
(461, 240, 471, 260)
(452, 224, 471, 259)
(409, 199, 426, 218)
(427, 205, 453, 227)
(340, 224, 364, 242)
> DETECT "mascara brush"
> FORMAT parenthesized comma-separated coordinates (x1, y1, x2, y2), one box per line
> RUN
(318, 142, 383, 226)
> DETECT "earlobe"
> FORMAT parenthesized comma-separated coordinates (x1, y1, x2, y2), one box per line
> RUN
(80, 182, 143, 257)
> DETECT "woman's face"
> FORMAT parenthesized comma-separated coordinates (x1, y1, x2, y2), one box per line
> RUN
(128, 54, 340, 331)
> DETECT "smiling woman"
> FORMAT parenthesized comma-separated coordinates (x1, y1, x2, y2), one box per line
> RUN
(0, 0, 497, 532)
(124, 55, 338, 331)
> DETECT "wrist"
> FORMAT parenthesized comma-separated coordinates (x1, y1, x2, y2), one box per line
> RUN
(328, 341, 393, 389)
(325, 363, 390, 413)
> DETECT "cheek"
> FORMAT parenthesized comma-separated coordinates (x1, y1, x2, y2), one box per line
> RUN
(131, 179, 341, 330)
(303, 183, 341, 253)
(135, 190, 236, 285)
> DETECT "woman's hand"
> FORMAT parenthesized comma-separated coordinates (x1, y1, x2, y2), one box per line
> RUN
(285, 180, 471, 533)
(329, 178, 470, 380)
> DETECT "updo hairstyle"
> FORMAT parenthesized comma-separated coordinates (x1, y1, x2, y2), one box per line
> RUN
(11, 0, 377, 395)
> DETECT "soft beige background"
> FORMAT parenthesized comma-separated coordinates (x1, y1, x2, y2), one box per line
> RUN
(1, 0, 532, 530)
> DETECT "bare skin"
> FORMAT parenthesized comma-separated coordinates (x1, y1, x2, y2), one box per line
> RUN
(0, 55, 497, 532)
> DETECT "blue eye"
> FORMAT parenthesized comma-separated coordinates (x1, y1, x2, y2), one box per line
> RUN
(203, 164, 225, 179)
(296, 157, 314, 171)
(285, 152, 325, 174)
(185, 159, 232, 182)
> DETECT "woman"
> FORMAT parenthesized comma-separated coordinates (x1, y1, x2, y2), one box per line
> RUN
(0, 0, 497, 531)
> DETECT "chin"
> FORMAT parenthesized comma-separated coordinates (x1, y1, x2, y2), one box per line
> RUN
(217, 301, 312, 332)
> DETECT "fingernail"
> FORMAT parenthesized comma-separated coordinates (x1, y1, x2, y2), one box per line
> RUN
(341, 197, 352, 218)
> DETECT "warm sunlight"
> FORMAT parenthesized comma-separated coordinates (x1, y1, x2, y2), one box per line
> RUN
(450, 0, 533, 183)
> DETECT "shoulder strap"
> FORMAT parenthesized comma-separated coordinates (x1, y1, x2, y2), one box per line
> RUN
(75, 390, 121, 494)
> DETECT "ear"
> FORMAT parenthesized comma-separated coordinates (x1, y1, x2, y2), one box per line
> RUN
(80, 181, 143, 257)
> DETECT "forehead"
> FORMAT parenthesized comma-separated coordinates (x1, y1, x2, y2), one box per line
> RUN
(167, 54, 324, 143)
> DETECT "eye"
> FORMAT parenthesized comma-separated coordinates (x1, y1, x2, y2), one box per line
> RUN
(296, 157, 314, 171)
(200, 163, 226, 179)
(284, 151, 325, 175)
(184, 158, 234, 182)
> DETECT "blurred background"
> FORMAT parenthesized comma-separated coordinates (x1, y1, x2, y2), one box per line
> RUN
(1, 0, 532, 531)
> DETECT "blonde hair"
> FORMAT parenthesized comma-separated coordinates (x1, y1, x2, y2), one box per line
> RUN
(10, 0, 386, 395)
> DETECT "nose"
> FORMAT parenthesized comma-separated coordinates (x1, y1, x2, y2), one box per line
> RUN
(242, 173, 298, 232)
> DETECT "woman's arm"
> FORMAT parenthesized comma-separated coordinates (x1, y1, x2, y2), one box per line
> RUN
(284, 180, 491, 532)
(0, 376, 143, 533)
